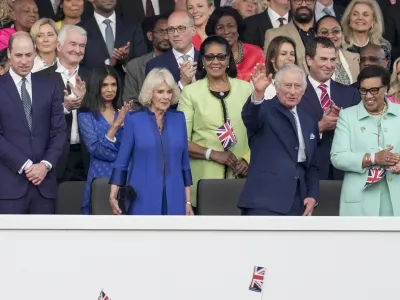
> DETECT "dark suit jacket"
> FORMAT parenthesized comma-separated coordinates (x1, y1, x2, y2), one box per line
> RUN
(243, 9, 291, 49)
(297, 78, 361, 180)
(238, 97, 319, 214)
(35, 0, 94, 21)
(0, 72, 66, 200)
(332, 4, 345, 22)
(36, 64, 91, 181)
(383, 3, 400, 64)
(116, 0, 175, 23)
(79, 15, 147, 81)
(145, 49, 200, 83)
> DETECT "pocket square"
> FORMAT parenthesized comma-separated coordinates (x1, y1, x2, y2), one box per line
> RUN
(310, 133, 315, 140)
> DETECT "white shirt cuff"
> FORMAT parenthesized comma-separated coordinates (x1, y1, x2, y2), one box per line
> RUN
(105, 135, 116, 143)
(178, 81, 184, 90)
(63, 106, 71, 115)
(40, 160, 52, 170)
(19, 159, 33, 174)
(251, 93, 264, 105)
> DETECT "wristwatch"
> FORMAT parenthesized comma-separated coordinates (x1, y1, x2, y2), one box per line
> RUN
(41, 161, 51, 171)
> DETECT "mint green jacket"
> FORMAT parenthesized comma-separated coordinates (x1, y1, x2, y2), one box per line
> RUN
(331, 100, 400, 216)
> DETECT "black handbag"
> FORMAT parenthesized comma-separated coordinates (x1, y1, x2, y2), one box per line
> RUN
(117, 186, 137, 214)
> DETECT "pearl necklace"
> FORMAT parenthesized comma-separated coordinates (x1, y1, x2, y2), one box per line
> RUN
(367, 102, 387, 116)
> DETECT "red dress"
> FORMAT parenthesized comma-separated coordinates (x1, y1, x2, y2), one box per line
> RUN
(192, 32, 203, 50)
(236, 43, 265, 82)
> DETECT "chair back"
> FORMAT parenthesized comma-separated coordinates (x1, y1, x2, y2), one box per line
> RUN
(91, 178, 113, 215)
(56, 181, 86, 214)
(314, 180, 342, 216)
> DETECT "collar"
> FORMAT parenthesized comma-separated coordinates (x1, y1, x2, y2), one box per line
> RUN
(267, 8, 289, 23)
(94, 11, 116, 27)
(290, 106, 298, 114)
(316, 1, 334, 13)
(308, 75, 331, 90)
(293, 20, 315, 33)
(357, 97, 399, 120)
(55, 58, 79, 77)
(9, 67, 32, 85)
(172, 46, 195, 60)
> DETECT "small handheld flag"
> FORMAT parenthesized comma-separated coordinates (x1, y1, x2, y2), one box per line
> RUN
(216, 119, 237, 151)
(365, 167, 386, 188)
(249, 266, 266, 293)
(98, 290, 110, 300)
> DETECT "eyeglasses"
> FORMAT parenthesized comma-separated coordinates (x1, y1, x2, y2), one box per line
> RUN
(203, 54, 228, 61)
(166, 26, 192, 35)
(318, 29, 342, 37)
(359, 85, 385, 95)
(153, 29, 168, 36)
(293, 0, 315, 5)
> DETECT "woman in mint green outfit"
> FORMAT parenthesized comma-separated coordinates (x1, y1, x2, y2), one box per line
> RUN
(178, 36, 252, 210)
(331, 66, 400, 216)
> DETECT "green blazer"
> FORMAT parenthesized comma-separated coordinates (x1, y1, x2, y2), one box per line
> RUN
(331, 100, 400, 216)
(178, 77, 253, 206)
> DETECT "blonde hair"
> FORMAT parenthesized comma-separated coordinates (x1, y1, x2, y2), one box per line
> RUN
(139, 68, 180, 107)
(341, 0, 389, 50)
(388, 57, 400, 101)
(230, 0, 262, 15)
(0, 0, 13, 22)
(30, 18, 59, 45)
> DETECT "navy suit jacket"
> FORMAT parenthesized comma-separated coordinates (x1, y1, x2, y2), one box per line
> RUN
(238, 97, 319, 214)
(0, 72, 66, 200)
(298, 78, 360, 180)
(145, 49, 200, 83)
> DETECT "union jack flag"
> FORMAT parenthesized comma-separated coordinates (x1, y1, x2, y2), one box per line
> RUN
(98, 290, 110, 300)
(249, 266, 265, 293)
(365, 167, 386, 187)
(216, 119, 237, 151)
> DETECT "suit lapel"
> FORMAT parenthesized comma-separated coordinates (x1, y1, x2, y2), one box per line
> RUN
(302, 79, 323, 120)
(115, 18, 126, 49)
(31, 75, 42, 132)
(264, 9, 273, 29)
(287, 22, 305, 62)
(3, 73, 31, 132)
(166, 50, 180, 82)
(88, 17, 110, 58)
(48, 66, 67, 91)
(297, 109, 312, 161)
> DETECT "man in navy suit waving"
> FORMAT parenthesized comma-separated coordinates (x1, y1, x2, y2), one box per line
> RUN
(299, 37, 360, 180)
(239, 64, 319, 216)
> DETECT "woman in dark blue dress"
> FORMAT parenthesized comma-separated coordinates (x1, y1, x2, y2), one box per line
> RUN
(78, 66, 131, 214)
(109, 68, 193, 216)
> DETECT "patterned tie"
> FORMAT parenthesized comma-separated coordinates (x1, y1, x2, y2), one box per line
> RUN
(103, 19, 114, 57)
(322, 7, 331, 16)
(278, 17, 286, 27)
(319, 83, 331, 111)
(291, 110, 299, 137)
(146, 0, 155, 17)
(21, 78, 32, 131)
(182, 54, 190, 62)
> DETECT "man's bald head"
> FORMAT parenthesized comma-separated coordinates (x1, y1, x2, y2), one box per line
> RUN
(168, 11, 195, 27)
(8, 31, 34, 52)
(360, 44, 388, 70)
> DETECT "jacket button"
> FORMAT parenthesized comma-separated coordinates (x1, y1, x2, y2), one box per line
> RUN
(295, 147, 299, 150)
(384, 128, 388, 132)
(388, 178, 392, 182)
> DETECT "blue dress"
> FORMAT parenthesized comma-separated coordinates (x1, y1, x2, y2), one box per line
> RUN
(78, 112, 123, 214)
(109, 108, 192, 215)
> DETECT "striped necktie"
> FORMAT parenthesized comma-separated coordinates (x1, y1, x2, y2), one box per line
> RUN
(21, 77, 32, 131)
(146, 0, 155, 17)
(322, 7, 331, 15)
(319, 83, 331, 111)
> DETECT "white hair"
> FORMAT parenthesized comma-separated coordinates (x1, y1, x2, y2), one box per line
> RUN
(57, 24, 87, 45)
(139, 68, 180, 107)
(274, 64, 307, 91)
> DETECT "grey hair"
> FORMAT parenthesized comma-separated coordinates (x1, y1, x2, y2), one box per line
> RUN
(274, 64, 307, 91)
(139, 68, 180, 107)
(57, 24, 87, 45)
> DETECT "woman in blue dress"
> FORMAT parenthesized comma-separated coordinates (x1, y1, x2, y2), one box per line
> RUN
(109, 68, 194, 215)
(78, 66, 131, 214)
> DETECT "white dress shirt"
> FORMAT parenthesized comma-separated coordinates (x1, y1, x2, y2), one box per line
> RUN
(56, 59, 80, 145)
(172, 46, 195, 90)
(251, 93, 306, 162)
(9, 67, 52, 173)
(315, 1, 335, 21)
(142, 0, 160, 15)
(308, 75, 331, 106)
(267, 8, 289, 28)
(94, 11, 116, 65)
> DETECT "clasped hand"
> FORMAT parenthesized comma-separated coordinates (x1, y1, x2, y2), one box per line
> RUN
(179, 61, 197, 86)
(211, 150, 248, 177)
(25, 163, 48, 186)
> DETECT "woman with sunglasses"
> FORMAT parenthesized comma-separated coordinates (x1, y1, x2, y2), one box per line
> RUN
(205, 6, 265, 82)
(316, 15, 360, 85)
(177, 35, 252, 212)
(331, 65, 400, 216)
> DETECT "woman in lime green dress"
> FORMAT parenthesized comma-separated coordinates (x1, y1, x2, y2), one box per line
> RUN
(178, 36, 252, 209)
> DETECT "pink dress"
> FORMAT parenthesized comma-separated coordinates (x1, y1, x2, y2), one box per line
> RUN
(0, 28, 16, 50)
(388, 95, 400, 104)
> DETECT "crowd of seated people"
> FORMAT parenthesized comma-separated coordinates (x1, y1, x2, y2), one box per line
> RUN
(0, 0, 399, 217)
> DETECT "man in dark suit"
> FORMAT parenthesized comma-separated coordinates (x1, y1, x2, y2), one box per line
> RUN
(383, 2, 400, 65)
(315, 0, 345, 22)
(243, 0, 290, 49)
(37, 25, 90, 184)
(35, 0, 94, 21)
(79, 0, 147, 80)
(0, 32, 66, 214)
(124, 15, 171, 107)
(239, 64, 319, 216)
(145, 11, 199, 89)
(299, 37, 360, 180)
(116, 0, 175, 23)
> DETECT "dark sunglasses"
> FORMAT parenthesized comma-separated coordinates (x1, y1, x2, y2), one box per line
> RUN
(203, 54, 228, 62)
